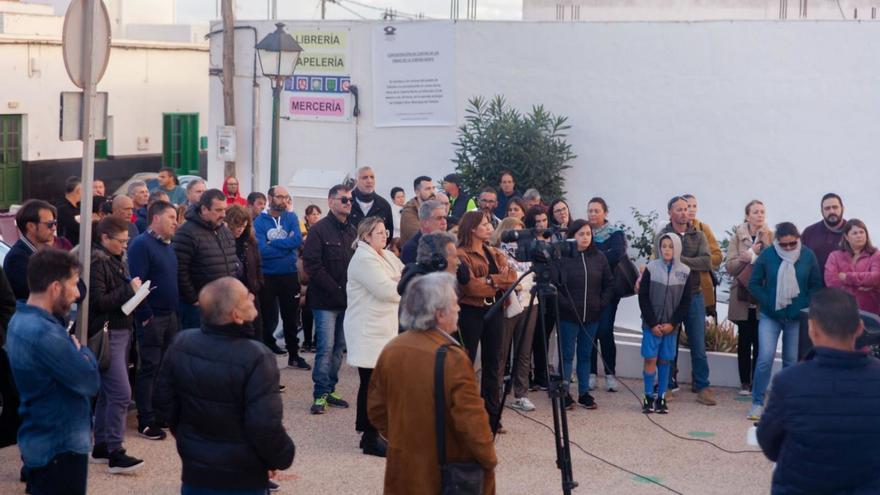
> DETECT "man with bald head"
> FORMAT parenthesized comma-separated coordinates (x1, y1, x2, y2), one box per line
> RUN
(111, 195, 139, 241)
(155, 277, 295, 494)
(348, 166, 394, 234)
(254, 185, 309, 369)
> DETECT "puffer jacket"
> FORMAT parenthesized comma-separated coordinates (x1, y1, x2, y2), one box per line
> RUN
(557, 248, 613, 324)
(88, 245, 135, 338)
(172, 207, 240, 304)
(154, 323, 295, 492)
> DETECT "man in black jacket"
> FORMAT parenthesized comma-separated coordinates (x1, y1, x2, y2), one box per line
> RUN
(757, 288, 880, 494)
(172, 189, 239, 330)
(55, 176, 82, 246)
(155, 277, 295, 494)
(302, 184, 357, 415)
(348, 166, 394, 234)
(4, 200, 57, 300)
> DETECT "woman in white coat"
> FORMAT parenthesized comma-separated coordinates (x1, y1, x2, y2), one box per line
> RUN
(344, 216, 404, 457)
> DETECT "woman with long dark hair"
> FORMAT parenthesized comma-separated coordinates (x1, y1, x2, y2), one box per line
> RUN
(825, 219, 880, 314)
(225, 205, 264, 341)
(299, 204, 322, 352)
(456, 211, 517, 432)
(548, 199, 571, 230)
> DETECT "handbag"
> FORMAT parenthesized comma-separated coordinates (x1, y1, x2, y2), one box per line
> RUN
(735, 264, 757, 304)
(87, 321, 112, 372)
(435, 345, 485, 495)
(613, 258, 639, 299)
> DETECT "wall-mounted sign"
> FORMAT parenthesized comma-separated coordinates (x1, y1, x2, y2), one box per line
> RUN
(283, 26, 352, 122)
(217, 125, 236, 161)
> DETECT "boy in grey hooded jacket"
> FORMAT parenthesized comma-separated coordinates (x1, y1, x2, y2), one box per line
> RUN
(638, 233, 693, 413)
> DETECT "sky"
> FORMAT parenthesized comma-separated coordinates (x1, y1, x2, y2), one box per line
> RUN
(176, 0, 522, 23)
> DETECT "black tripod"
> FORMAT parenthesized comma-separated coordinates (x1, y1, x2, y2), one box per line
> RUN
(485, 262, 578, 494)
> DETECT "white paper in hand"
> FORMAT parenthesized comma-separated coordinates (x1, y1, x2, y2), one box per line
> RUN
(122, 280, 151, 316)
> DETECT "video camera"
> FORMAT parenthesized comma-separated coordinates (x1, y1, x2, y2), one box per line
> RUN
(500, 227, 577, 264)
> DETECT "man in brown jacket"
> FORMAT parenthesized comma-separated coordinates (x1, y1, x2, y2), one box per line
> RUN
(369, 272, 497, 495)
(398, 175, 436, 245)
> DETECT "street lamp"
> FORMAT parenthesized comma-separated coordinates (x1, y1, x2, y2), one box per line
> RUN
(256, 22, 303, 187)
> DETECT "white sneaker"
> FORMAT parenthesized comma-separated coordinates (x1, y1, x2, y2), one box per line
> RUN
(738, 387, 751, 396)
(605, 375, 619, 392)
(588, 374, 597, 391)
(510, 397, 536, 412)
(746, 404, 763, 421)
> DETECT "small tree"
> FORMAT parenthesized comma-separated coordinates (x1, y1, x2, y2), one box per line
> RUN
(452, 96, 576, 200)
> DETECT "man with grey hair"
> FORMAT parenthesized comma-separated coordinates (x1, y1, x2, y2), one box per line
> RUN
(111, 195, 140, 241)
(348, 166, 394, 233)
(397, 231, 467, 296)
(400, 199, 447, 264)
(128, 180, 150, 232)
(523, 188, 542, 209)
(185, 178, 207, 208)
(369, 272, 497, 494)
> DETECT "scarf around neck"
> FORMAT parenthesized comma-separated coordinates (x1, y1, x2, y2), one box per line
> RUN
(592, 221, 622, 244)
(352, 187, 375, 203)
(773, 240, 802, 311)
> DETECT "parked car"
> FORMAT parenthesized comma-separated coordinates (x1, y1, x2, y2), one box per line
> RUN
(113, 173, 204, 198)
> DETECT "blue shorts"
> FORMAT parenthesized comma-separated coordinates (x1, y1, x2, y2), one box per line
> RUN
(641, 326, 678, 360)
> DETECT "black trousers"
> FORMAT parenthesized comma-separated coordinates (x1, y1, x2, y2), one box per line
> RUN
(735, 308, 759, 386)
(302, 306, 314, 347)
(531, 295, 558, 384)
(260, 273, 301, 356)
(28, 452, 87, 495)
(135, 313, 179, 427)
(356, 367, 376, 434)
(458, 304, 504, 431)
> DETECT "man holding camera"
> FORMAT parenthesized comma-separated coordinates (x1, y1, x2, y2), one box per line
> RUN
(758, 288, 880, 493)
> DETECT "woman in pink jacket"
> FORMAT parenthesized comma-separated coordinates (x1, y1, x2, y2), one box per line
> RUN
(824, 219, 880, 315)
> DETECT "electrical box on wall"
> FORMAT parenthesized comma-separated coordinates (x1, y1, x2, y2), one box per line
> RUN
(137, 136, 150, 150)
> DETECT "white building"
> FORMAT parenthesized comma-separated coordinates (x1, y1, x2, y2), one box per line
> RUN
(0, 0, 209, 206)
(208, 19, 880, 242)
(523, 0, 880, 21)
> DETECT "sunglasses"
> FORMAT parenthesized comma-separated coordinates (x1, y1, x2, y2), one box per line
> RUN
(335, 197, 352, 204)
(40, 220, 58, 229)
(778, 241, 798, 248)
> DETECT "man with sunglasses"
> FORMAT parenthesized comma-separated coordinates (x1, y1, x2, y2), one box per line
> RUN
(254, 185, 310, 368)
(5, 200, 59, 300)
(651, 196, 717, 406)
(302, 184, 357, 415)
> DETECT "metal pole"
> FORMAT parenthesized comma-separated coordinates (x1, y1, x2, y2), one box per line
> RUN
(270, 81, 281, 187)
(76, 0, 99, 345)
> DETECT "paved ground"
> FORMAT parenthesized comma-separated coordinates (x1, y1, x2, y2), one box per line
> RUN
(0, 353, 774, 494)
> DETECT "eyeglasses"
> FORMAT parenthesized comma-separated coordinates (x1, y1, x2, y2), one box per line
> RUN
(111, 237, 129, 245)
(225, 182, 238, 187)
(479, 198, 497, 204)
(372, 230, 391, 238)
(553, 207, 569, 214)
(778, 241, 798, 249)
(335, 197, 352, 204)
(39, 220, 58, 229)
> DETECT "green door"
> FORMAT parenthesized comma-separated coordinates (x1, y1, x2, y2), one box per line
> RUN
(0, 115, 23, 209)
(162, 113, 199, 176)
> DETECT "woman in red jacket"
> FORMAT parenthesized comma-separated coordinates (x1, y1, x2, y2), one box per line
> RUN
(825, 219, 880, 315)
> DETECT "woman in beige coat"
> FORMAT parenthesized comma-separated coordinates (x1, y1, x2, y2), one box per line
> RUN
(725, 200, 773, 396)
(344, 216, 404, 457)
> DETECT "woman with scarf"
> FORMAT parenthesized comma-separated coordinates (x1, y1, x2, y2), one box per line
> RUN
(587, 197, 626, 392)
(638, 233, 693, 414)
(747, 222, 822, 420)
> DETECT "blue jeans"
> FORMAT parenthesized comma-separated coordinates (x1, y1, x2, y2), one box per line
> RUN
(752, 313, 800, 406)
(182, 485, 267, 495)
(94, 329, 132, 452)
(312, 309, 346, 399)
(559, 320, 598, 396)
(683, 292, 710, 391)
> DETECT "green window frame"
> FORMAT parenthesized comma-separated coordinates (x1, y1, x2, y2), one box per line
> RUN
(0, 115, 23, 209)
(162, 113, 199, 176)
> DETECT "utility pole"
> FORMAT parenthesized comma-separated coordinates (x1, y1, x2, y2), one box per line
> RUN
(221, 0, 236, 178)
(321, 0, 326, 20)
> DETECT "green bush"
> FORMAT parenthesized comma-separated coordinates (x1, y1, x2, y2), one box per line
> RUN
(452, 96, 576, 200)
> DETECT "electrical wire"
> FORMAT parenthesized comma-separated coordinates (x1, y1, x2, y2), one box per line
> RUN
(337, 0, 433, 19)
(506, 405, 684, 495)
(835, 0, 847, 19)
(328, 0, 368, 19)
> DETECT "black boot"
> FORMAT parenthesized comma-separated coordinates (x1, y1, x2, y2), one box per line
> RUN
(361, 430, 387, 458)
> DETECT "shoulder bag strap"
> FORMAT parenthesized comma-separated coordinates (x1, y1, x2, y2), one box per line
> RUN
(435, 344, 450, 467)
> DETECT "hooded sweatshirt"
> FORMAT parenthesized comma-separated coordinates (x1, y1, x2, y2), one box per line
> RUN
(639, 233, 694, 328)
(222, 176, 247, 206)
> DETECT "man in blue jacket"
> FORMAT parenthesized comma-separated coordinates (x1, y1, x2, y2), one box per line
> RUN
(4, 249, 99, 495)
(254, 185, 310, 369)
(758, 288, 880, 494)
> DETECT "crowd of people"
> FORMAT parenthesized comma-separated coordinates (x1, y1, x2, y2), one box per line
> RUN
(1, 165, 879, 494)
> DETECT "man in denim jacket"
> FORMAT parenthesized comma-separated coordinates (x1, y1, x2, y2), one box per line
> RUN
(4, 249, 99, 495)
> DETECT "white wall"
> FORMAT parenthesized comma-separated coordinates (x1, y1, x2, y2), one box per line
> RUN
(0, 38, 208, 160)
(209, 20, 880, 237)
